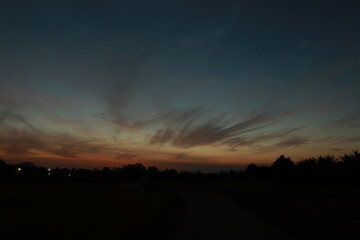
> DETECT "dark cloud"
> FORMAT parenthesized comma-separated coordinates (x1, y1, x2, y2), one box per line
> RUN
(1, 144, 35, 155)
(104, 50, 151, 131)
(117, 153, 140, 160)
(0, 104, 111, 158)
(313, 136, 345, 144)
(172, 152, 208, 163)
(110, 105, 207, 132)
(0, 109, 40, 132)
(270, 56, 360, 108)
(150, 128, 175, 146)
(223, 127, 304, 151)
(50, 137, 109, 158)
(335, 136, 360, 144)
(314, 135, 360, 145)
(334, 111, 360, 128)
(275, 137, 308, 147)
(149, 107, 295, 149)
(0, 126, 110, 159)
(329, 148, 343, 152)
(149, 159, 246, 172)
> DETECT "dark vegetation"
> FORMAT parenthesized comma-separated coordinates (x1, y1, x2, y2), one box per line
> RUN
(0, 180, 186, 240)
(1, 150, 359, 240)
(1, 151, 360, 185)
(0, 161, 186, 240)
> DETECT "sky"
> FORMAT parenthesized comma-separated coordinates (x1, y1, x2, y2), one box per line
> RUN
(0, 0, 359, 171)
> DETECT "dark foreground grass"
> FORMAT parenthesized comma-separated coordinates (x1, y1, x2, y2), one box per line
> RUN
(160, 181, 360, 240)
(0, 178, 186, 240)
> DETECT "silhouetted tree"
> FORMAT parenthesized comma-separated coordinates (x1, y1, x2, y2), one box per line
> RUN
(122, 163, 146, 179)
(296, 158, 318, 182)
(244, 164, 270, 181)
(101, 167, 113, 178)
(271, 155, 295, 185)
(244, 164, 259, 181)
(147, 166, 159, 178)
(0, 158, 13, 177)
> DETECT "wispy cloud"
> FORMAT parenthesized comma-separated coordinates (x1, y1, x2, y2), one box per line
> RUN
(334, 111, 360, 128)
(223, 127, 304, 151)
(313, 135, 360, 145)
(275, 137, 308, 147)
(0, 109, 40, 132)
(116, 153, 140, 160)
(0, 106, 110, 158)
(0, 127, 111, 158)
(149, 107, 295, 149)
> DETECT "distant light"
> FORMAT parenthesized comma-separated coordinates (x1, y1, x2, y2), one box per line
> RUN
(68, 174, 71, 177)
(17, 168, 21, 171)
(48, 173, 51, 176)
(48, 168, 51, 171)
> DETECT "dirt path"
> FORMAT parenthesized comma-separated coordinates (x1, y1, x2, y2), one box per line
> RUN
(173, 191, 293, 240)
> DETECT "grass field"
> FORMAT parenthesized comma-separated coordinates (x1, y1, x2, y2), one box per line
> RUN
(0, 178, 186, 240)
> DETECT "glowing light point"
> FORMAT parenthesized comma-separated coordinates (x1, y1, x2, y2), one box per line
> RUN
(17, 168, 21, 171)
(48, 168, 51, 171)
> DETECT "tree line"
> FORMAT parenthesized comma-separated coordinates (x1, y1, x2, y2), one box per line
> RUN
(0, 150, 359, 185)
(245, 151, 360, 185)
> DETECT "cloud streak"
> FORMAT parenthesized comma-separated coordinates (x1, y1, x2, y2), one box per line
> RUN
(275, 137, 308, 148)
(0, 127, 110, 159)
(0, 109, 40, 132)
(149, 107, 295, 149)
(334, 111, 360, 128)
(223, 127, 304, 150)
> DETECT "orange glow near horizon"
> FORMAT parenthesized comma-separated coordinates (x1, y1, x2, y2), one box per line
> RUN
(1, 140, 357, 172)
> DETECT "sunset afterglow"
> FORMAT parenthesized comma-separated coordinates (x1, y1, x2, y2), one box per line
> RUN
(0, 1, 359, 171)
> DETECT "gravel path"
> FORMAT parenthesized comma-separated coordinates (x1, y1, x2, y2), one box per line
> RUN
(174, 191, 293, 240)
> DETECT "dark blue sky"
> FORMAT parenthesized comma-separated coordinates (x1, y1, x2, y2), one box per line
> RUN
(0, 0, 359, 170)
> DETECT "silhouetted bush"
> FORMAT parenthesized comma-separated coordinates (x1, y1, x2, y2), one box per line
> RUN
(339, 150, 360, 184)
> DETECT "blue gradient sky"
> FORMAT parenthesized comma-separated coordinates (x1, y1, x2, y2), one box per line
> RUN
(0, 0, 359, 171)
